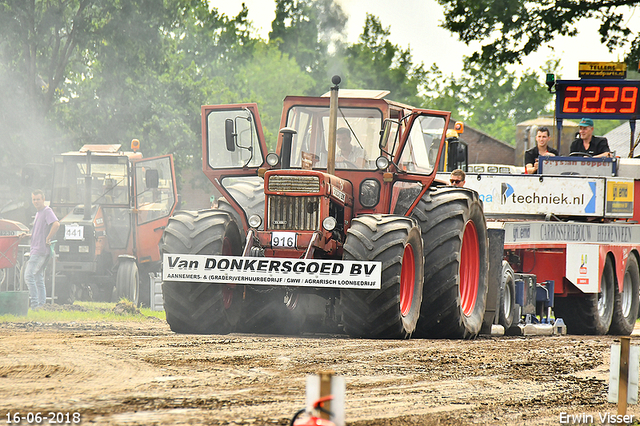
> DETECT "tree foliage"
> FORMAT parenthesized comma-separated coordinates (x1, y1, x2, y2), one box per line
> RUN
(269, 0, 347, 94)
(344, 14, 428, 107)
(437, 0, 640, 66)
(0, 0, 573, 204)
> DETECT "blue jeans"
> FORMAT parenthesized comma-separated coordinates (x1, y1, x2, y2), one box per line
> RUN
(25, 254, 49, 308)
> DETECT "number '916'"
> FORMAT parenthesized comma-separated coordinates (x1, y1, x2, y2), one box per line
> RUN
(272, 235, 295, 248)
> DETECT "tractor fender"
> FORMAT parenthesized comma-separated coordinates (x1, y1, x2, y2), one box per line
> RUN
(117, 254, 136, 264)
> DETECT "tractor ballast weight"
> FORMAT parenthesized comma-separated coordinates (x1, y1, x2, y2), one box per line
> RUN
(160, 78, 489, 338)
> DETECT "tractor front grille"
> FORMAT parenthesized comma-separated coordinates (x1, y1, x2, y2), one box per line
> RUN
(268, 175, 320, 193)
(268, 195, 320, 231)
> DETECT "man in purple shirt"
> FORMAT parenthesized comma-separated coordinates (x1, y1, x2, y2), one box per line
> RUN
(24, 189, 60, 309)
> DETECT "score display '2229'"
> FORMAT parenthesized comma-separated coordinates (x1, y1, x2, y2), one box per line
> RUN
(562, 85, 638, 115)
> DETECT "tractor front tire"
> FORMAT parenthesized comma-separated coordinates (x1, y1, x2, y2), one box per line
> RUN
(161, 210, 243, 334)
(340, 215, 424, 339)
(409, 188, 489, 339)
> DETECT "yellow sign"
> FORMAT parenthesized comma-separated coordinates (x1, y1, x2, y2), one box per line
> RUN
(606, 180, 634, 215)
(579, 62, 627, 79)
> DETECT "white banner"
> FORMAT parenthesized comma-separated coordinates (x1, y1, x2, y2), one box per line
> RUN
(463, 174, 605, 217)
(502, 221, 640, 244)
(162, 254, 382, 289)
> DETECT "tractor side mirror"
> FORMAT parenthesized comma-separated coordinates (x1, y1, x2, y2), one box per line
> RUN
(145, 169, 159, 189)
(225, 119, 236, 152)
(379, 119, 399, 153)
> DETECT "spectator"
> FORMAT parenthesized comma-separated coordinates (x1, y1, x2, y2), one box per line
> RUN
(23, 189, 60, 309)
(569, 118, 611, 158)
(525, 127, 559, 174)
(449, 169, 466, 187)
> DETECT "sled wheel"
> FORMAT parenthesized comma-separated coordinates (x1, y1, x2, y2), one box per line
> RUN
(498, 261, 517, 330)
(340, 215, 424, 338)
(609, 254, 640, 335)
(161, 210, 243, 334)
(554, 256, 615, 335)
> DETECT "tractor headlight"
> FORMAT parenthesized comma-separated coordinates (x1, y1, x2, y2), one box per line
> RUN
(375, 156, 389, 170)
(266, 153, 280, 166)
(359, 179, 381, 208)
(322, 216, 337, 232)
(59, 245, 70, 253)
(79, 246, 90, 253)
(248, 214, 262, 228)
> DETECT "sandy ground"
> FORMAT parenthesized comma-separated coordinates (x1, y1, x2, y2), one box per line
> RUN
(1, 316, 639, 426)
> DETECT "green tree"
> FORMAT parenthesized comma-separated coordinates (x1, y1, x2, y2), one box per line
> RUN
(437, 0, 639, 66)
(0, 0, 112, 164)
(344, 14, 428, 107)
(229, 42, 315, 150)
(269, 0, 347, 94)
(53, 1, 251, 162)
(425, 61, 557, 145)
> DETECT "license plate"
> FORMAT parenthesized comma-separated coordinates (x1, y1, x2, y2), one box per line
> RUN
(271, 232, 296, 248)
(64, 224, 84, 240)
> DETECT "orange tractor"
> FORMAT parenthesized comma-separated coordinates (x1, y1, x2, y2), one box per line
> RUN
(50, 142, 178, 305)
(160, 77, 489, 338)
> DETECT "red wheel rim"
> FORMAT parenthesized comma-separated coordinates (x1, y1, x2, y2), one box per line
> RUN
(460, 220, 480, 316)
(222, 236, 235, 309)
(400, 243, 416, 317)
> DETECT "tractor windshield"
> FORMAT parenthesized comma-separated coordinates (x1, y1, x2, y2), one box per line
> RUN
(285, 106, 382, 170)
(51, 155, 129, 207)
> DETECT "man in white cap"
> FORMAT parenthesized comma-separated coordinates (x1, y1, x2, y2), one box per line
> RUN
(569, 118, 611, 158)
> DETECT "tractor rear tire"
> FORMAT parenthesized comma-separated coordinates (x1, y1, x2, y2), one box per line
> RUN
(609, 255, 640, 335)
(408, 188, 489, 339)
(161, 210, 243, 334)
(114, 260, 139, 306)
(498, 261, 517, 330)
(554, 256, 615, 335)
(340, 215, 424, 339)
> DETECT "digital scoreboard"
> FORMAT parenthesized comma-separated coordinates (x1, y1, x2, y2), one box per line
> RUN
(555, 79, 639, 120)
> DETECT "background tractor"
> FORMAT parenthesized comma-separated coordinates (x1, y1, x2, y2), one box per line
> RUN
(160, 77, 489, 338)
(50, 142, 178, 305)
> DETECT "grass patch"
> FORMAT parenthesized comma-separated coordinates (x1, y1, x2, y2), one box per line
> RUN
(0, 300, 166, 323)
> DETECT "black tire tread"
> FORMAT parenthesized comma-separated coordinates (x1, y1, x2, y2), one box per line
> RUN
(554, 257, 615, 335)
(405, 187, 489, 339)
(340, 214, 423, 339)
(160, 210, 242, 334)
(609, 254, 640, 336)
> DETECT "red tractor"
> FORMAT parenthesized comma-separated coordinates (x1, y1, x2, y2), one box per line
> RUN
(51, 142, 178, 305)
(161, 77, 489, 338)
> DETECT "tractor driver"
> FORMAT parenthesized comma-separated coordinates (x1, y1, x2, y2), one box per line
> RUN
(336, 127, 365, 168)
(569, 118, 611, 158)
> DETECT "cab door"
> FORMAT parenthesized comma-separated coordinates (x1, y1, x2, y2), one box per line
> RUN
(132, 155, 178, 264)
(201, 104, 268, 230)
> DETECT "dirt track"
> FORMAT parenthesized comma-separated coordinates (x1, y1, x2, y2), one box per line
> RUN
(1, 317, 639, 426)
